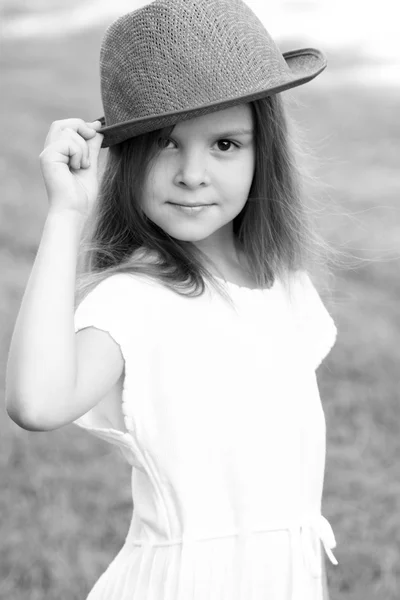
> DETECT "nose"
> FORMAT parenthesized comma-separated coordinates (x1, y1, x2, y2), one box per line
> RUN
(173, 148, 210, 190)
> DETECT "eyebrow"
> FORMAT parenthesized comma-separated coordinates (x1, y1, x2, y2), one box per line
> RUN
(165, 127, 254, 140)
(213, 128, 254, 137)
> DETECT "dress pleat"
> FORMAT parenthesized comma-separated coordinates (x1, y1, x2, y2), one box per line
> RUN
(207, 540, 226, 600)
(147, 547, 167, 600)
(196, 540, 215, 600)
(133, 545, 157, 600)
(84, 523, 335, 599)
(116, 547, 144, 600)
(90, 546, 135, 600)
(164, 545, 180, 600)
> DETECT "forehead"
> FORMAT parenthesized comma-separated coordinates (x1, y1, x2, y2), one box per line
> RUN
(170, 103, 253, 135)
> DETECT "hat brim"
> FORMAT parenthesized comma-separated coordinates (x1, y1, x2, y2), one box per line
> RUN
(97, 48, 327, 148)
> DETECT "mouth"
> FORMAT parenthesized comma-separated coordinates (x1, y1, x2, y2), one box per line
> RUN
(167, 202, 214, 214)
(168, 202, 214, 207)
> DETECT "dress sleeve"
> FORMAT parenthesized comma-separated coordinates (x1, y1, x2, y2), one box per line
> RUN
(292, 271, 338, 371)
(72, 273, 139, 457)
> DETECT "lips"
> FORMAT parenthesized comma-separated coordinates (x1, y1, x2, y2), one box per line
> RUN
(168, 202, 213, 207)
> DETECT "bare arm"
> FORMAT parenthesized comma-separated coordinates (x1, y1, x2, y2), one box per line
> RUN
(321, 552, 330, 600)
(5, 119, 123, 431)
(7, 210, 96, 429)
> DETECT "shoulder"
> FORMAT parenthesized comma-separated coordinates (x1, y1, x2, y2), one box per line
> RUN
(287, 269, 328, 303)
(74, 271, 159, 337)
(89, 271, 148, 293)
(281, 269, 316, 306)
(289, 270, 338, 369)
(285, 269, 337, 338)
(291, 269, 314, 289)
(77, 271, 156, 308)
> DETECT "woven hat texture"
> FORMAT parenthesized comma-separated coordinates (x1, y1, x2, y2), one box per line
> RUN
(98, 0, 327, 147)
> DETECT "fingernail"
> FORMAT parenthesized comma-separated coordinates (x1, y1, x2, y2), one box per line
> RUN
(87, 121, 101, 128)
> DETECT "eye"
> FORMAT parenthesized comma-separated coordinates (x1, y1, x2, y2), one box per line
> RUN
(158, 137, 175, 150)
(157, 137, 240, 151)
(215, 139, 239, 152)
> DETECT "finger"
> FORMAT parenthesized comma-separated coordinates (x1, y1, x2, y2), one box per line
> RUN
(84, 120, 103, 137)
(86, 131, 104, 167)
(87, 120, 103, 129)
(51, 118, 100, 141)
(60, 128, 90, 168)
(45, 139, 84, 171)
(68, 141, 85, 171)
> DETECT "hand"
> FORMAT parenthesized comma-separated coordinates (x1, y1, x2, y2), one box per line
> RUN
(39, 118, 104, 218)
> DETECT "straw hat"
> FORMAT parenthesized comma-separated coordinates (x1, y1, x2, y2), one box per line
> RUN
(97, 0, 327, 148)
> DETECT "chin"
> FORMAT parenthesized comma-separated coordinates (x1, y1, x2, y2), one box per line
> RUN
(169, 230, 214, 243)
(156, 217, 215, 236)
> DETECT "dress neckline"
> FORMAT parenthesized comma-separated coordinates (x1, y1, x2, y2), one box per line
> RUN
(213, 275, 277, 293)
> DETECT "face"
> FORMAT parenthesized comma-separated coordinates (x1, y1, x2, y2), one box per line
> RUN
(140, 103, 255, 263)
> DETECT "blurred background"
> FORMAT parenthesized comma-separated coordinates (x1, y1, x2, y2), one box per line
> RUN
(1, 1, 400, 598)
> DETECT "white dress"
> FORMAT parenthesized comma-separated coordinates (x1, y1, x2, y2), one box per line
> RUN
(73, 269, 339, 600)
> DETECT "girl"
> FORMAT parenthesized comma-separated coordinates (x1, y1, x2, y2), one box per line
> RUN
(6, 0, 340, 598)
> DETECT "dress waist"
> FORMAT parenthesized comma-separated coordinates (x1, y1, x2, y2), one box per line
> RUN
(125, 513, 338, 583)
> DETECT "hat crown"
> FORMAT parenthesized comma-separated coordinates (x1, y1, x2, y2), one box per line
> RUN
(100, 0, 290, 127)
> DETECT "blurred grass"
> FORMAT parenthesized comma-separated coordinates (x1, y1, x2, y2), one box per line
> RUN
(1, 20, 400, 600)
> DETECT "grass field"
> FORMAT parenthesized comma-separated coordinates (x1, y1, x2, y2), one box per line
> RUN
(1, 20, 400, 600)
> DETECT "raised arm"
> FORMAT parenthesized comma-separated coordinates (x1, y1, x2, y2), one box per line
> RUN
(5, 119, 123, 431)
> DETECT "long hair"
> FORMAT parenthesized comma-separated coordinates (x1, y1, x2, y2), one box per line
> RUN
(75, 95, 338, 310)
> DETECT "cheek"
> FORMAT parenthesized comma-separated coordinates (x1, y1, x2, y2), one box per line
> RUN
(142, 163, 166, 205)
(225, 154, 255, 194)
(246, 148, 256, 181)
